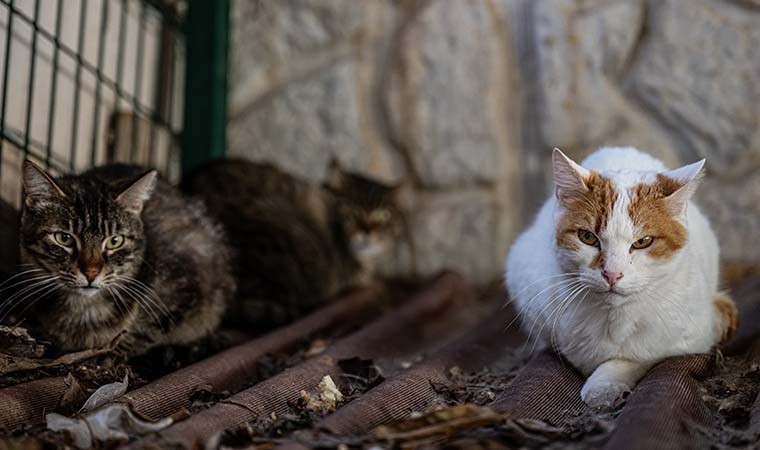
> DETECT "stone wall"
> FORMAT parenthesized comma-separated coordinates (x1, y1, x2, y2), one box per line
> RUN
(228, 0, 760, 284)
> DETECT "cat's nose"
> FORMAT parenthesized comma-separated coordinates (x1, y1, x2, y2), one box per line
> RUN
(82, 265, 102, 283)
(601, 270, 623, 287)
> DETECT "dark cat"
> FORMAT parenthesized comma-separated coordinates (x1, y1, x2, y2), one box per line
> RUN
(5, 161, 235, 355)
(182, 158, 412, 329)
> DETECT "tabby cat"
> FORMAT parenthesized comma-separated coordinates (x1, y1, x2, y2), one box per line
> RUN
(5, 161, 235, 355)
(182, 158, 412, 329)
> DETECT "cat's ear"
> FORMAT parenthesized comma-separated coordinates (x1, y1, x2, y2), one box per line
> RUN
(660, 159, 705, 215)
(324, 158, 347, 191)
(22, 160, 66, 208)
(116, 170, 157, 215)
(552, 148, 590, 201)
(392, 180, 415, 210)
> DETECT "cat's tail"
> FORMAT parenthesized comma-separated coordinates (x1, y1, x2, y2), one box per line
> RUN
(714, 291, 738, 343)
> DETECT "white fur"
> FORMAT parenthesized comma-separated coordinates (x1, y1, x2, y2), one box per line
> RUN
(505, 147, 720, 409)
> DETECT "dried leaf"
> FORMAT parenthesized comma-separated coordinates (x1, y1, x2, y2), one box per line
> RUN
(0, 340, 115, 374)
(80, 374, 129, 413)
(57, 373, 88, 413)
(47, 403, 173, 449)
(373, 404, 504, 441)
(0, 325, 46, 358)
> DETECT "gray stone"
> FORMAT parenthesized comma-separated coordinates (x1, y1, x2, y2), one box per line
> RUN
(385, 0, 502, 188)
(626, 0, 760, 172)
(408, 190, 500, 285)
(229, 0, 394, 121)
(227, 60, 403, 183)
(533, 0, 680, 167)
(623, 0, 760, 263)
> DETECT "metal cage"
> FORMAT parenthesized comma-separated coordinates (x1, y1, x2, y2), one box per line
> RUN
(0, 0, 228, 207)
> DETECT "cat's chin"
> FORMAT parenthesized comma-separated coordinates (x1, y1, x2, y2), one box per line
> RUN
(73, 287, 103, 298)
(597, 290, 635, 306)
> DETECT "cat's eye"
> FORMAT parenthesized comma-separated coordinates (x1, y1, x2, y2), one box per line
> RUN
(53, 231, 75, 247)
(577, 229, 599, 247)
(631, 236, 654, 250)
(370, 209, 391, 223)
(105, 235, 125, 250)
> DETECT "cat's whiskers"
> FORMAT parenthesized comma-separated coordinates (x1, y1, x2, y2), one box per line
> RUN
(535, 283, 586, 354)
(503, 277, 583, 333)
(0, 276, 61, 322)
(522, 280, 584, 350)
(502, 271, 584, 309)
(545, 284, 588, 356)
(11, 284, 64, 324)
(112, 282, 165, 329)
(0, 270, 48, 293)
(120, 276, 172, 321)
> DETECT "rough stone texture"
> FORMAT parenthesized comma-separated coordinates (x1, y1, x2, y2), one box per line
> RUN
(621, 0, 760, 261)
(410, 190, 500, 283)
(228, 0, 760, 282)
(385, 0, 503, 188)
(228, 0, 402, 183)
(532, 0, 680, 168)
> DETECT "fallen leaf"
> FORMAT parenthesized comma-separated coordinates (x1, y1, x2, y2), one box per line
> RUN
(0, 343, 115, 374)
(0, 325, 46, 358)
(47, 403, 173, 449)
(57, 373, 88, 414)
(80, 374, 129, 413)
(373, 404, 504, 441)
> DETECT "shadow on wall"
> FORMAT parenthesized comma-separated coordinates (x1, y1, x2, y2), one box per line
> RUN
(226, 0, 760, 283)
(0, 200, 19, 274)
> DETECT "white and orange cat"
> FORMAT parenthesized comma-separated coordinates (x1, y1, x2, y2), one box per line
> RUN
(505, 146, 738, 409)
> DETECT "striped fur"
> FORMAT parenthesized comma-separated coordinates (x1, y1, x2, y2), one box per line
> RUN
(13, 162, 235, 355)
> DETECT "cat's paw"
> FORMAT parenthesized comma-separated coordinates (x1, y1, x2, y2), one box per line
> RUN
(580, 379, 631, 410)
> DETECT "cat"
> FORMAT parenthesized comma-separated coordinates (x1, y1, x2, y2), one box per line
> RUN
(505, 147, 738, 409)
(5, 160, 235, 356)
(182, 158, 412, 329)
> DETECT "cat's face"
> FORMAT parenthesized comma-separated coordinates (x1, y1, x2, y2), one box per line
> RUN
(552, 149, 703, 300)
(323, 161, 411, 263)
(18, 161, 156, 303)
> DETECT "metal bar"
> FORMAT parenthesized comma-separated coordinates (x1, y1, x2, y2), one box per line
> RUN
(0, 0, 177, 135)
(1, 126, 82, 177)
(89, 1, 109, 166)
(0, 376, 70, 431)
(0, 0, 15, 181)
(21, 0, 40, 161)
(182, 0, 229, 174)
(130, 1, 146, 162)
(68, 0, 88, 172)
(43, 0, 63, 168)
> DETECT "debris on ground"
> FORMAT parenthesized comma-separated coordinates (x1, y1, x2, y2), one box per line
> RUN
(301, 375, 344, 413)
(79, 374, 129, 413)
(373, 404, 504, 441)
(0, 325, 47, 358)
(46, 403, 175, 449)
(0, 344, 115, 375)
(45, 373, 172, 449)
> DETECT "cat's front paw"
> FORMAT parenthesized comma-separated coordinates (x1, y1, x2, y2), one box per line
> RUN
(581, 378, 631, 410)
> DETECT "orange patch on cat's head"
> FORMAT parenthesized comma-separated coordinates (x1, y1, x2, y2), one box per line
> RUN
(627, 174, 688, 259)
(555, 170, 617, 252)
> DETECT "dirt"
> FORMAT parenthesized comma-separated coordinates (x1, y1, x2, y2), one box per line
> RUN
(694, 351, 760, 448)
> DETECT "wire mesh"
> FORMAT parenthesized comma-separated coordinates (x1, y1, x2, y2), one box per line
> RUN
(0, 0, 185, 207)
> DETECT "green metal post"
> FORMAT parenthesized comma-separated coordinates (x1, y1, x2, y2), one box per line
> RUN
(182, 0, 229, 174)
